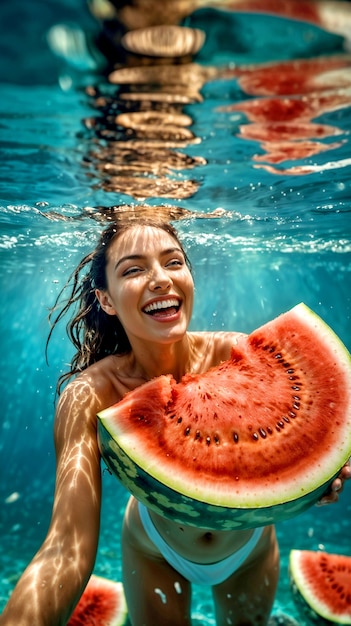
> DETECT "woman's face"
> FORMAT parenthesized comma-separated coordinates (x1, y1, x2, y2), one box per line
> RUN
(97, 225, 194, 347)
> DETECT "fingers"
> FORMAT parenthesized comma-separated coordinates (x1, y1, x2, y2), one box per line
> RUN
(340, 461, 351, 481)
(316, 461, 351, 506)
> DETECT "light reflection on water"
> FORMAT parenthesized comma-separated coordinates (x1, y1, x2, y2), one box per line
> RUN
(1, 0, 351, 621)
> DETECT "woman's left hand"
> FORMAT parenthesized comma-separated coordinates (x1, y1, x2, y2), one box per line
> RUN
(317, 459, 351, 505)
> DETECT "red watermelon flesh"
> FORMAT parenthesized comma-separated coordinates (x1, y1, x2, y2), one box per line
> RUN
(97, 303, 351, 530)
(67, 576, 128, 626)
(289, 550, 351, 624)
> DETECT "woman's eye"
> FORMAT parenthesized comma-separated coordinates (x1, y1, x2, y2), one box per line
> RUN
(167, 258, 183, 267)
(123, 266, 143, 276)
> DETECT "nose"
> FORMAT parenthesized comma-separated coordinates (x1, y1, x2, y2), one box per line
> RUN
(149, 264, 172, 291)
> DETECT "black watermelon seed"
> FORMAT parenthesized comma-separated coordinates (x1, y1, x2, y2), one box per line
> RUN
(293, 402, 300, 410)
(206, 436, 211, 446)
(292, 386, 300, 391)
(177, 417, 182, 423)
(233, 432, 239, 443)
(267, 426, 273, 435)
(287, 369, 294, 374)
(195, 430, 201, 440)
(259, 428, 267, 438)
(275, 353, 282, 359)
(289, 411, 296, 418)
(283, 416, 290, 423)
(252, 432, 259, 441)
(214, 434, 220, 444)
(185, 426, 191, 436)
(277, 421, 284, 428)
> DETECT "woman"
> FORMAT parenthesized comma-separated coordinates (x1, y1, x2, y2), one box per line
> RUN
(1, 219, 349, 626)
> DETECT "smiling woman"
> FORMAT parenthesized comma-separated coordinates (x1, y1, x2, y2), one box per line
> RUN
(1, 0, 351, 622)
(48, 219, 193, 392)
(95, 224, 194, 354)
(0, 217, 349, 626)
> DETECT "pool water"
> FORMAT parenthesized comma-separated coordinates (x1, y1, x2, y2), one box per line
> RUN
(1, 1, 351, 623)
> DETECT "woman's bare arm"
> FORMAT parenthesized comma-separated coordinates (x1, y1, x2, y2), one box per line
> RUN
(0, 378, 103, 626)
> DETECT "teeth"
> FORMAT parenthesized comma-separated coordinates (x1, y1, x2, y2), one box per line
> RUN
(144, 298, 179, 314)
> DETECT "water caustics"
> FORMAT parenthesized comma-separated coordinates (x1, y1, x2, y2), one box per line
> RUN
(1, 0, 351, 619)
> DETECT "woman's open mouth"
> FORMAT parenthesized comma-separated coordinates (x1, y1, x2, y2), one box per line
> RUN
(143, 298, 181, 318)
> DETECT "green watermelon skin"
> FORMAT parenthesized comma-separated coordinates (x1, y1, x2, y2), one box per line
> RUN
(289, 550, 351, 625)
(99, 427, 334, 530)
(98, 303, 351, 531)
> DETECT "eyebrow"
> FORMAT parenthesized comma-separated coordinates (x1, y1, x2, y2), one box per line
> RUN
(114, 247, 183, 270)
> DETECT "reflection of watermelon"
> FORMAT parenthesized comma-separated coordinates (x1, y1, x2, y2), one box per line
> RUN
(67, 576, 129, 625)
(289, 550, 351, 625)
(98, 303, 351, 530)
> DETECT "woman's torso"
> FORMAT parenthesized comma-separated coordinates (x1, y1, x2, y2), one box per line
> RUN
(128, 496, 270, 565)
(86, 330, 266, 565)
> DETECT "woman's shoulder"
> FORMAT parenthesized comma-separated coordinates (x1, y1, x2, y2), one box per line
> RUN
(189, 330, 247, 368)
(58, 354, 131, 414)
(190, 329, 247, 347)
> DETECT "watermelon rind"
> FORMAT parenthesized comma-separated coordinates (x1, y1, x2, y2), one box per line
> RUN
(67, 575, 129, 626)
(98, 426, 336, 530)
(289, 550, 351, 625)
(98, 303, 351, 530)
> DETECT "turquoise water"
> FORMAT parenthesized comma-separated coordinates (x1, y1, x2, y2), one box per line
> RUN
(1, 1, 351, 623)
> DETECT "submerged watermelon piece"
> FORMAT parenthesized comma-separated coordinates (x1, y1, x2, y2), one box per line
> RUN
(98, 303, 351, 530)
(68, 575, 128, 626)
(289, 550, 351, 625)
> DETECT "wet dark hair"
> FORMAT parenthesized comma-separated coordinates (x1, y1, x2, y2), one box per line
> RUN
(47, 219, 192, 393)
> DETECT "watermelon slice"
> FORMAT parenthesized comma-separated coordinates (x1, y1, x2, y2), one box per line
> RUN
(67, 575, 129, 626)
(289, 550, 351, 625)
(98, 303, 351, 530)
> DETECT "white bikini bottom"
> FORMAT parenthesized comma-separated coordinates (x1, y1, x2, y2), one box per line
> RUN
(138, 501, 264, 586)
